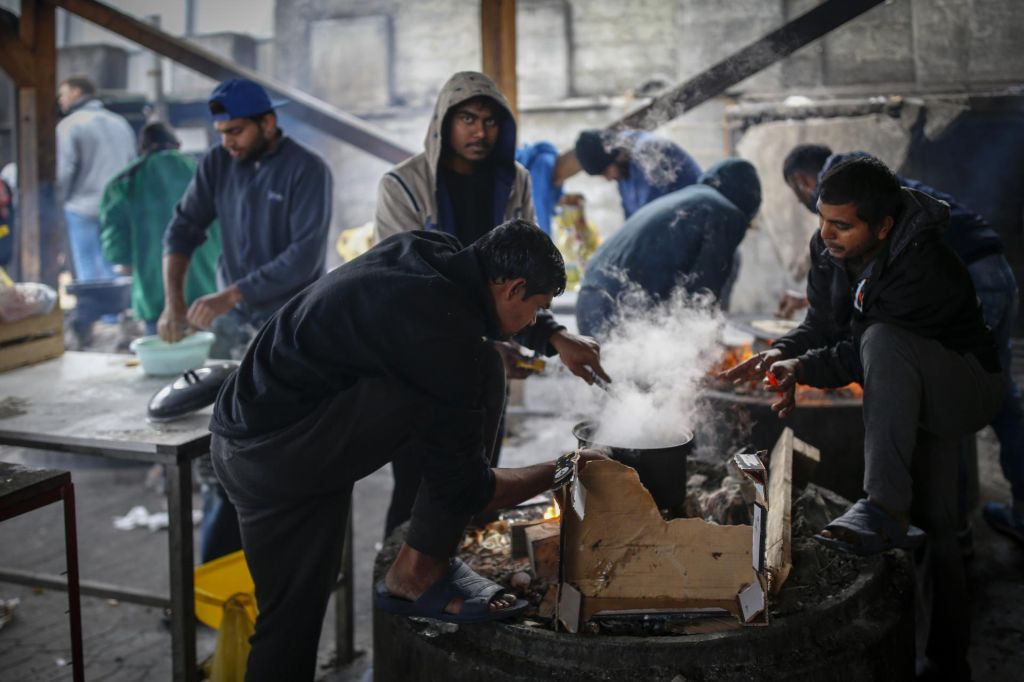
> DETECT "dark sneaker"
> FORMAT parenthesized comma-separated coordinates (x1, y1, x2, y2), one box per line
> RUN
(982, 501, 1024, 548)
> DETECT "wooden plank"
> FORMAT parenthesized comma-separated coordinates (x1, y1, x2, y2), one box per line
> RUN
(47, 0, 414, 164)
(765, 427, 794, 595)
(17, 0, 60, 287)
(480, 0, 518, 120)
(0, 20, 36, 87)
(792, 434, 822, 488)
(0, 332, 64, 373)
(563, 459, 751, 603)
(15, 87, 40, 283)
(525, 520, 559, 581)
(0, 303, 63, 343)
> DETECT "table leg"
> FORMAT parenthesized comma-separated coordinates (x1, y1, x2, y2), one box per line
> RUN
(335, 502, 355, 664)
(61, 482, 85, 682)
(167, 460, 197, 682)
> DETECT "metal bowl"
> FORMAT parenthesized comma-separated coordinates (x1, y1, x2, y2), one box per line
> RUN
(572, 420, 693, 510)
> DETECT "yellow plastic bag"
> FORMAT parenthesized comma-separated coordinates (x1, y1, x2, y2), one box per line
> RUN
(209, 593, 256, 682)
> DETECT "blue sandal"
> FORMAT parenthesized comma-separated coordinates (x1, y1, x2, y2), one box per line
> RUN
(982, 501, 1024, 548)
(375, 558, 528, 623)
(814, 498, 926, 556)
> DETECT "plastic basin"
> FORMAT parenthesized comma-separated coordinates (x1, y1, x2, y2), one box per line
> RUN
(194, 550, 257, 630)
(129, 331, 215, 376)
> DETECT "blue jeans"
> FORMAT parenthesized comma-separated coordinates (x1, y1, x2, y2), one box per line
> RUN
(968, 253, 1024, 502)
(64, 209, 114, 282)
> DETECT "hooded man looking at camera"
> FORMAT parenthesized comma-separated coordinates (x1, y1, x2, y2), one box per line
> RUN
(373, 71, 609, 538)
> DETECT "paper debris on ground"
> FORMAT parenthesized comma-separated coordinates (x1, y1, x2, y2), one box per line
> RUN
(0, 597, 20, 631)
(113, 505, 202, 531)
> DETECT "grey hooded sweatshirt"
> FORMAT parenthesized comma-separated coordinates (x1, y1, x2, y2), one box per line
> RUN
(374, 72, 535, 242)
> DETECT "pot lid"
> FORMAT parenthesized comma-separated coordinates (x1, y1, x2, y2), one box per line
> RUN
(147, 363, 238, 423)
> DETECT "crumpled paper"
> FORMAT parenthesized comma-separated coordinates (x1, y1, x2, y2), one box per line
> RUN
(113, 505, 202, 531)
(0, 597, 20, 631)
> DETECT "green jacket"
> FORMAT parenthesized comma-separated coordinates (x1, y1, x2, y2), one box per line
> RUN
(100, 149, 221, 322)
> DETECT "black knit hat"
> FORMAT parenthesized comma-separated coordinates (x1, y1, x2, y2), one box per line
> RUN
(139, 122, 180, 151)
(575, 129, 617, 175)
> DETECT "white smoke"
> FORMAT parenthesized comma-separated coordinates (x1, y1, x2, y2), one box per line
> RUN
(590, 284, 724, 448)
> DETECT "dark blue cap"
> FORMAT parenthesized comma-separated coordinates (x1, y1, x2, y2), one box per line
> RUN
(208, 79, 287, 121)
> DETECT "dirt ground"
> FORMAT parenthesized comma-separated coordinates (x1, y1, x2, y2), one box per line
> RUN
(0, 320, 1021, 681)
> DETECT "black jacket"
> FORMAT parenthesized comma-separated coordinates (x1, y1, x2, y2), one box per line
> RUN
(210, 231, 505, 516)
(773, 188, 999, 387)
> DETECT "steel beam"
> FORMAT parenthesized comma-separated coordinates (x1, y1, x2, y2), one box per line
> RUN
(46, 0, 415, 164)
(614, 0, 887, 130)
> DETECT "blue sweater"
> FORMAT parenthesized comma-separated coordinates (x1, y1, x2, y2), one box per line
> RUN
(616, 131, 702, 219)
(165, 135, 333, 321)
(580, 159, 760, 331)
(516, 142, 563, 235)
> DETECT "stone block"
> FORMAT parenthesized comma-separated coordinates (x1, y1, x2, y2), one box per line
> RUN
(310, 15, 393, 111)
(517, 0, 570, 105)
(170, 33, 258, 97)
(911, 0, 969, 86)
(965, 0, 1024, 84)
(676, 0, 785, 95)
(392, 0, 481, 107)
(58, 44, 130, 90)
(821, 1, 915, 86)
(779, 0, 826, 89)
(570, 0, 677, 97)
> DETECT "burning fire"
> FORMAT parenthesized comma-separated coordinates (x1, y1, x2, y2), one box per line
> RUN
(543, 498, 561, 520)
(713, 342, 863, 401)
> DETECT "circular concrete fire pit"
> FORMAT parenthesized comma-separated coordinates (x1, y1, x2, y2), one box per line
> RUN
(697, 387, 865, 502)
(372, 523, 913, 682)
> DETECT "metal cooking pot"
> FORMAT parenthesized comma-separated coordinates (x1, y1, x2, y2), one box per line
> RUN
(572, 420, 693, 511)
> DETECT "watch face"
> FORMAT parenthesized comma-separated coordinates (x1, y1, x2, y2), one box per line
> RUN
(553, 451, 579, 489)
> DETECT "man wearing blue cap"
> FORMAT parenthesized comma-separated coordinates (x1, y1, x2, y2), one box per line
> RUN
(160, 78, 332, 360)
(159, 78, 333, 563)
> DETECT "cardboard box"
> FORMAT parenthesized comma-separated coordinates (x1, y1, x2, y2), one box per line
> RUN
(555, 449, 777, 632)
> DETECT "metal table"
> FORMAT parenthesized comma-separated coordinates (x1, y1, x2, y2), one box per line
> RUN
(0, 351, 210, 680)
(0, 461, 84, 682)
(0, 351, 356, 680)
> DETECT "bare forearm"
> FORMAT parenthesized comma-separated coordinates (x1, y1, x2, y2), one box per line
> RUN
(482, 463, 555, 515)
(162, 253, 190, 310)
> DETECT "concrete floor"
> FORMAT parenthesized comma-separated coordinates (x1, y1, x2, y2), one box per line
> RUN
(0, 320, 1022, 680)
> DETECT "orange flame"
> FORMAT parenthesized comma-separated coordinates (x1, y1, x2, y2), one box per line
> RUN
(543, 498, 561, 520)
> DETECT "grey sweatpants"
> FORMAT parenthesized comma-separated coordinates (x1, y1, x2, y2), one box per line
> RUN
(211, 348, 506, 682)
(859, 323, 1002, 673)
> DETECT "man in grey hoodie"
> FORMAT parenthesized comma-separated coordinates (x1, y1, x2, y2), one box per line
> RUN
(374, 71, 534, 243)
(373, 71, 609, 537)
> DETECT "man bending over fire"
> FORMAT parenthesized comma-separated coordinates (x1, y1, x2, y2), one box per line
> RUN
(721, 157, 1002, 680)
(209, 220, 606, 682)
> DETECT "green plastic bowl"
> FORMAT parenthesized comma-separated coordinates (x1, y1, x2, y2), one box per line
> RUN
(129, 332, 216, 376)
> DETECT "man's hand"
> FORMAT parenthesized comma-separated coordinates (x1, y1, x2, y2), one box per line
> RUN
(113, 264, 133, 276)
(157, 302, 189, 343)
(765, 358, 802, 418)
(186, 286, 242, 330)
(493, 340, 538, 380)
(718, 348, 783, 384)
(776, 290, 809, 320)
(549, 329, 611, 386)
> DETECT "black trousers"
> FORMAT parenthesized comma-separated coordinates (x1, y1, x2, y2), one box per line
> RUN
(859, 323, 1002, 676)
(385, 380, 508, 539)
(211, 348, 506, 682)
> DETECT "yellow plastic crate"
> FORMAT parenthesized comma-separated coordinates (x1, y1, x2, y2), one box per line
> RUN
(194, 550, 258, 629)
